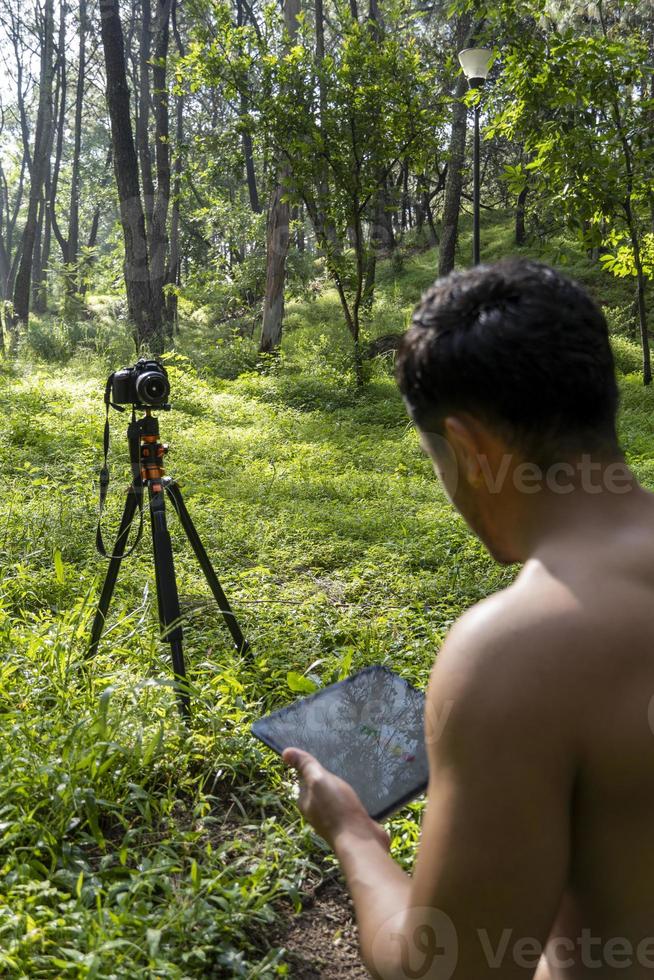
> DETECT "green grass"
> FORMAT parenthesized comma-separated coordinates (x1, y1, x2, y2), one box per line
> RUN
(0, 225, 653, 976)
(0, 351, 493, 977)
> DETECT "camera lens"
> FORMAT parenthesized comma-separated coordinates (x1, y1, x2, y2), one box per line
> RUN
(135, 370, 170, 405)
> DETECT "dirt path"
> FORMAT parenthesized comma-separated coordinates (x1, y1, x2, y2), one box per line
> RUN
(272, 876, 371, 978)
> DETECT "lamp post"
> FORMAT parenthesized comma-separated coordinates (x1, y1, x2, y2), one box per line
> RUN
(458, 48, 493, 265)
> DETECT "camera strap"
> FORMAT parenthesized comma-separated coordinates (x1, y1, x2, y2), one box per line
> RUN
(96, 377, 145, 559)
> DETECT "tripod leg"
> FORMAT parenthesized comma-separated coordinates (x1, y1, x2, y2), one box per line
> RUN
(88, 484, 141, 659)
(148, 484, 190, 719)
(165, 480, 250, 657)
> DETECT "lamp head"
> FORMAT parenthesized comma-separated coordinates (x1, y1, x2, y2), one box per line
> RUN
(458, 47, 493, 88)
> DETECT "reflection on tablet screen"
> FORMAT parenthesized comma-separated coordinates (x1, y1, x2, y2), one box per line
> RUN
(252, 666, 429, 820)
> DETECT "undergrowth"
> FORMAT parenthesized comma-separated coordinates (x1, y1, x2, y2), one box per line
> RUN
(0, 224, 653, 976)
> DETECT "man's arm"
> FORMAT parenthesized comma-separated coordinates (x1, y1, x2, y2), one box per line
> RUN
(285, 600, 577, 979)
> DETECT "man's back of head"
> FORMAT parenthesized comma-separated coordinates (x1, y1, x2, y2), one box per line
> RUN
(395, 260, 629, 563)
(396, 258, 620, 467)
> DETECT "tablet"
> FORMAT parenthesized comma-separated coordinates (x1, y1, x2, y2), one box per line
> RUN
(252, 665, 429, 820)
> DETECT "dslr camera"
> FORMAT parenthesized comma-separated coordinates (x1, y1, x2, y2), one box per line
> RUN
(110, 358, 170, 407)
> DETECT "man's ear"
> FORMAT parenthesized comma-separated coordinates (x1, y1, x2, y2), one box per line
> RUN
(443, 415, 485, 487)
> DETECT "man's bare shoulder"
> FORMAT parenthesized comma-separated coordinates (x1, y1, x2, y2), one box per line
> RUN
(436, 564, 581, 673)
(426, 564, 592, 740)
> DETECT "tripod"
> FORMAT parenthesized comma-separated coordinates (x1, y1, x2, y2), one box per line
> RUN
(88, 407, 249, 717)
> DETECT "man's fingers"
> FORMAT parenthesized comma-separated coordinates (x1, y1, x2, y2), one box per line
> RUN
(281, 746, 311, 769)
(282, 747, 323, 782)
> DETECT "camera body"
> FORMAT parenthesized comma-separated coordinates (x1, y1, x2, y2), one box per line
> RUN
(111, 358, 170, 407)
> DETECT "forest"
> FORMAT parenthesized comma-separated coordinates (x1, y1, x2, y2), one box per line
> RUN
(0, 0, 653, 975)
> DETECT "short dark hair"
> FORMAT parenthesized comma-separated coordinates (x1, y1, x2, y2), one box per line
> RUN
(396, 259, 620, 463)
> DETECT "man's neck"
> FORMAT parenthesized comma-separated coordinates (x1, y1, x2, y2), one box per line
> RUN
(499, 457, 646, 564)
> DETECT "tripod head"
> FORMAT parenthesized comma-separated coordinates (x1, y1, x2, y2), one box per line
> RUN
(127, 409, 169, 490)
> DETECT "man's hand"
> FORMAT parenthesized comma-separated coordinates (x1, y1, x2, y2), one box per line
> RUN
(282, 747, 390, 852)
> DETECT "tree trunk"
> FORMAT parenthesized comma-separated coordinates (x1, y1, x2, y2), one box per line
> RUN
(377, 177, 395, 252)
(598, 0, 648, 380)
(635, 269, 651, 387)
(80, 150, 111, 297)
(624, 199, 652, 385)
(362, 243, 376, 314)
(138, 0, 155, 237)
(314, 0, 337, 251)
(241, 103, 260, 214)
(32, 191, 52, 313)
(99, 0, 162, 352)
(40, 197, 52, 311)
(10, 4, 33, 178)
(260, 182, 289, 353)
(362, 187, 392, 312)
(293, 204, 305, 251)
(0, 234, 9, 300)
(438, 76, 468, 277)
(347, 210, 366, 385)
(11, 0, 55, 328)
(80, 205, 100, 297)
(8, 158, 27, 264)
(236, 0, 260, 214)
(259, 0, 300, 354)
(31, 195, 45, 311)
(166, 90, 183, 336)
(66, 0, 87, 295)
(0, 159, 22, 297)
(515, 185, 528, 246)
(49, 0, 71, 271)
(7, 241, 23, 305)
(165, 0, 183, 334)
(415, 172, 426, 234)
(415, 173, 439, 246)
(149, 0, 172, 326)
(401, 160, 411, 232)
(35, 0, 66, 314)
(359, 0, 388, 314)
(438, 13, 472, 277)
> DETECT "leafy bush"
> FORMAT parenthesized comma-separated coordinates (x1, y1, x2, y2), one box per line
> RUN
(611, 335, 642, 376)
(605, 303, 637, 338)
(23, 310, 135, 367)
(200, 330, 261, 379)
(24, 317, 74, 361)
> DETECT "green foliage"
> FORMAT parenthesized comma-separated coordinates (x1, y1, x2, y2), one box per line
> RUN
(482, 0, 654, 381)
(184, 3, 442, 351)
(4, 203, 654, 976)
(202, 331, 262, 380)
(287, 671, 319, 694)
(604, 303, 637, 337)
(21, 302, 135, 367)
(0, 249, 521, 971)
(611, 335, 642, 376)
(24, 315, 76, 361)
(601, 232, 654, 280)
(490, 27, 653, 232)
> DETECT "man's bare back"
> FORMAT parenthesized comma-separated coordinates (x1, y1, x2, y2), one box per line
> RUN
(515, 488, 654, 978)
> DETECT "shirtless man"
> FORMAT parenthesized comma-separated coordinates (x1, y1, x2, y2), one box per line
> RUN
(282, 260, 654, 979)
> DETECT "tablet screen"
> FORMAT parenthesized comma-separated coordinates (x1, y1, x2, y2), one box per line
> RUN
(252, 665, 429, 820)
